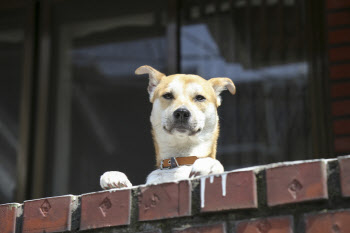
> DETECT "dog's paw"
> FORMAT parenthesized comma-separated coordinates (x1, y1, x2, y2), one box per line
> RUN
(100, 171, 132, 190)
(189, 157, 224, 178)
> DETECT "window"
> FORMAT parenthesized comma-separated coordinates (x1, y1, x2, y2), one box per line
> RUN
(180, 0, 312, 169)
(48, 0, 168, 195)
(0, 7, 26, 202)
(0, 0, 329, 203)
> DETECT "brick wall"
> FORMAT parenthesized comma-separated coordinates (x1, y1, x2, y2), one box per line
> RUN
(1, 156, 350, 233)
(327, 0, 350, 154)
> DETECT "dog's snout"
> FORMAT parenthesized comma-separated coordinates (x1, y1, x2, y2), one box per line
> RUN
(173, 108, 191, 121)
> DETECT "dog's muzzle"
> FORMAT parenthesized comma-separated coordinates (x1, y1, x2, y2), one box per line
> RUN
(163, 107, 201, 135)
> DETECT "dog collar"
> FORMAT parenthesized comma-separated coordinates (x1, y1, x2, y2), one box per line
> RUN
(160, 156, 198, 169)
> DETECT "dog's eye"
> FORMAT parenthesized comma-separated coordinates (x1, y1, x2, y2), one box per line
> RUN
(195, 95, 206, 101)
(162, 93, 174, 100)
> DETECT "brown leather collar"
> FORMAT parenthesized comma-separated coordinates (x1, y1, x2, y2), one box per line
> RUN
(160, 156, 198, 169)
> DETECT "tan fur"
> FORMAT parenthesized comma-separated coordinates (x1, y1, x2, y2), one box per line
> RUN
(209, 125, 219, 159)
(153, 75, 217, 103)
(152, 129, 161, 167)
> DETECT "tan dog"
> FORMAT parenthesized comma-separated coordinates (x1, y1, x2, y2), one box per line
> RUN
(100, 66, 235, 189)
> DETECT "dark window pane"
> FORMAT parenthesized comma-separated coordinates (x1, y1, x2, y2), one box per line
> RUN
(49, 0, 167, 195)
(180, 0, 312, 170)
(0, 8, 25, 202)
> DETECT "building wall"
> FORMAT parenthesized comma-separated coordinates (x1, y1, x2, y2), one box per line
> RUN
(327, 0, 350, 154)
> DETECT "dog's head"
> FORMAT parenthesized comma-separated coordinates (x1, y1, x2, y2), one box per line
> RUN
(135, 65, 235, 140)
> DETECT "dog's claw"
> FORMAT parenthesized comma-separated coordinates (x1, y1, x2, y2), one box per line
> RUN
(189, 171, 200, 178)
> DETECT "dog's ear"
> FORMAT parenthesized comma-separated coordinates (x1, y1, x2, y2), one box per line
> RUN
(135, 65, 165, 102)
(208, 77, 236, 106)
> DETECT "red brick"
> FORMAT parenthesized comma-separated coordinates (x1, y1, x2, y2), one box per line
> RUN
(329, 46, 350, 62)
(332, 100, 350, 116)
(335, 137, 350, 153)
(328, 0, 350, 9)
(0, 203, 21, 233)
(329, 28, 350, 44)
(339, 156, 350, 196)
(22, 195, 76, 233)
(334, 119, 350, 135)
(138, 180, 191, 221)
(173, 223, 226, 233)
(236, 216, 293, 233)
(328, 11, 350, 27)
(330, 63, 350, 79)
(331, 82, 350, 98)
(80, 189, 131, 230)
(305, 210, 350, 233)
(266, 161, 328, 206)
(200, 171, 257, 213)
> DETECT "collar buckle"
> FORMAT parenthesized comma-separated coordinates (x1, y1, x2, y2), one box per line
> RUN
(160, 157, 179, 169)
(160, 156, 197, 169)
(170, 157, 179, 168)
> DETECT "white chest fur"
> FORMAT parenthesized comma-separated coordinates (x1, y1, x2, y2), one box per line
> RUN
(146, 157, 224, 184)
(146, 165, 193, 184)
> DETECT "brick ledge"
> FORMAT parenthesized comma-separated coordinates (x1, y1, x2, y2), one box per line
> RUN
(1, 155, 350, 233)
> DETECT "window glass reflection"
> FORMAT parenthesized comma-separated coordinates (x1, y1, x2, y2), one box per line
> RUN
(180, 0, 312, 169)
(50, 0, 167, 195)
(0, 9, 25, 202)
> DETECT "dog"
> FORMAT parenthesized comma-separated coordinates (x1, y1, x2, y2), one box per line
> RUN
(100, 65, 235, 189)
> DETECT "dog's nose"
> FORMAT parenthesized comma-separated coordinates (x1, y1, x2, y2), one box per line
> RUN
(173, 108, 191, 121)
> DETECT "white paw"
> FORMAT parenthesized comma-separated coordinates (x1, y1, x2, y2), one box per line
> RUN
(189, 157, 224, 178)
(100, 171, 132, 190)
